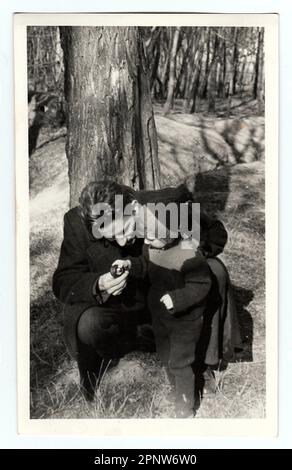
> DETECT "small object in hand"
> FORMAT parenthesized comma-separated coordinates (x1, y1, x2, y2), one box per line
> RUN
(110, 263, 129, 278)
(160, 294, 174, 311)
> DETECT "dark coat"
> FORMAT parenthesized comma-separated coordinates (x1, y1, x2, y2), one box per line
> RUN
(203, 257, 242, 365)
(52, 205, 231, 359)
(52, 207, 147, 357)
(52, 206, 146, 307)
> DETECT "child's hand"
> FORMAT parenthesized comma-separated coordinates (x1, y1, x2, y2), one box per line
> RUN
(110, 259, 131, 278)
(160, 294, 174, 310)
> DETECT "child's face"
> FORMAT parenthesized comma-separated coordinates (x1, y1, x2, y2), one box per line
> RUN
(145, 237, 168, 249)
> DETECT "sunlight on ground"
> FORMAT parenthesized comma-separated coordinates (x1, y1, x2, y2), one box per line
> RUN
(29, 108, 265, 419)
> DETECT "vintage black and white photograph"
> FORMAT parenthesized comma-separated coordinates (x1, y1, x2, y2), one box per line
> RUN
(15, 13, 278, 434)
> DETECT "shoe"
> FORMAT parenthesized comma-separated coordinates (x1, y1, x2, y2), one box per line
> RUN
(79, 368, 98, 402)
(175, 392, 195, 418)
(202, 367, 217, 396)
(194, 365, 217, 399)
(77, 340, 120, 402)
(79, 357, 120, 402)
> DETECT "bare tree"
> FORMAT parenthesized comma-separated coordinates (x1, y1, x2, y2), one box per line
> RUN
(207, 29, 219, 113)
(189, 29, 205, 113)
(27, 26, 64, 94)
(144, 27, 162, 93)
(200, 27, 211, 100)
(60, 26, 161, 207)
(227, 27, 239, 97)
(163, 27, 181, 114)
(253, 27, 265, 114)
(174, 27, 193, 100)
(217, 28, 227, 99)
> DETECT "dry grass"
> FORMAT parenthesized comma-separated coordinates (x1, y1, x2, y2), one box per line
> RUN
(29, 108, 265, 419)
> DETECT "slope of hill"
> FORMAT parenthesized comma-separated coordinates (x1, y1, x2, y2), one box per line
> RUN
(29, 110, 265, 419)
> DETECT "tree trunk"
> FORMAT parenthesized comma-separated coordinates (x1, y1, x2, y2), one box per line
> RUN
(182, 65, 191, 112)
(150, 44, 161, 91)
(229, 28, 238, 96)
(189, 29, 205, 114)
(163, 27, 181, 114)
(207, 31, 219, 113)
(174, 28, 192, 99)
(60, 26, 161, 208)
(175, 47, 189, 99)
(254, 27, 265, 114)
(182, 30, 197, 111)
(200, 28, 211, 99)
(221, 37, 227, 99)
(223, 28, 236, 115)
(160, 29, 171, 100)
(145, 27, 161, 91)
(217, 33, 226, 98)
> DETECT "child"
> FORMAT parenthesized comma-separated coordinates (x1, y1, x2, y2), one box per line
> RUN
(112, 224, 212, 418)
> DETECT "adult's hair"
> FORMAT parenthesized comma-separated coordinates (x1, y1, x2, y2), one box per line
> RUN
(79, 180, 136, 230)
(136, 183, 193, 206)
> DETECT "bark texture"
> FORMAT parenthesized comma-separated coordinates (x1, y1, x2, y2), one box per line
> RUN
(60, 26, 161, 208)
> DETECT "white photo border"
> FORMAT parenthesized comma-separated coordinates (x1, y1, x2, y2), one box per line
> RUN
(14, 12, 278, 437)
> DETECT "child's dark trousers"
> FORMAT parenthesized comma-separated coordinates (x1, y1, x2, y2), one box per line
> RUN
(151, 306, 204, 418)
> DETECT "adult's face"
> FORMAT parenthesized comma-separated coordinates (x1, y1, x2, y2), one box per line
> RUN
(93, 197, 173, 246)
(107, 203, 171, 246)
(98, 213, 136, 247)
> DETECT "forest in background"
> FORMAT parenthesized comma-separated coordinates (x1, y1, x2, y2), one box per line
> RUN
(28, 26, 266, 419)
(27, 26, 264, 116)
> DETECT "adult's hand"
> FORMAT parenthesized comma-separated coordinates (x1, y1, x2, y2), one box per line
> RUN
(98, 271, 129, 296)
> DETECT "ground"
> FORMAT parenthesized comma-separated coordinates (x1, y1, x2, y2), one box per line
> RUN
(29, 98, 265, 419)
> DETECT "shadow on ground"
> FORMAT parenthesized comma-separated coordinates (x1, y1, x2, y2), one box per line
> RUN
(232, 286, 254, 363)
(29, 104, 265, 419)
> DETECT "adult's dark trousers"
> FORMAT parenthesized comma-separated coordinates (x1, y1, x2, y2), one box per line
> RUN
(75, 305, 139, 400)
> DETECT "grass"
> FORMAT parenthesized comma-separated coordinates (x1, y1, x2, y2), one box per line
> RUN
(29, 105, 265, 419)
